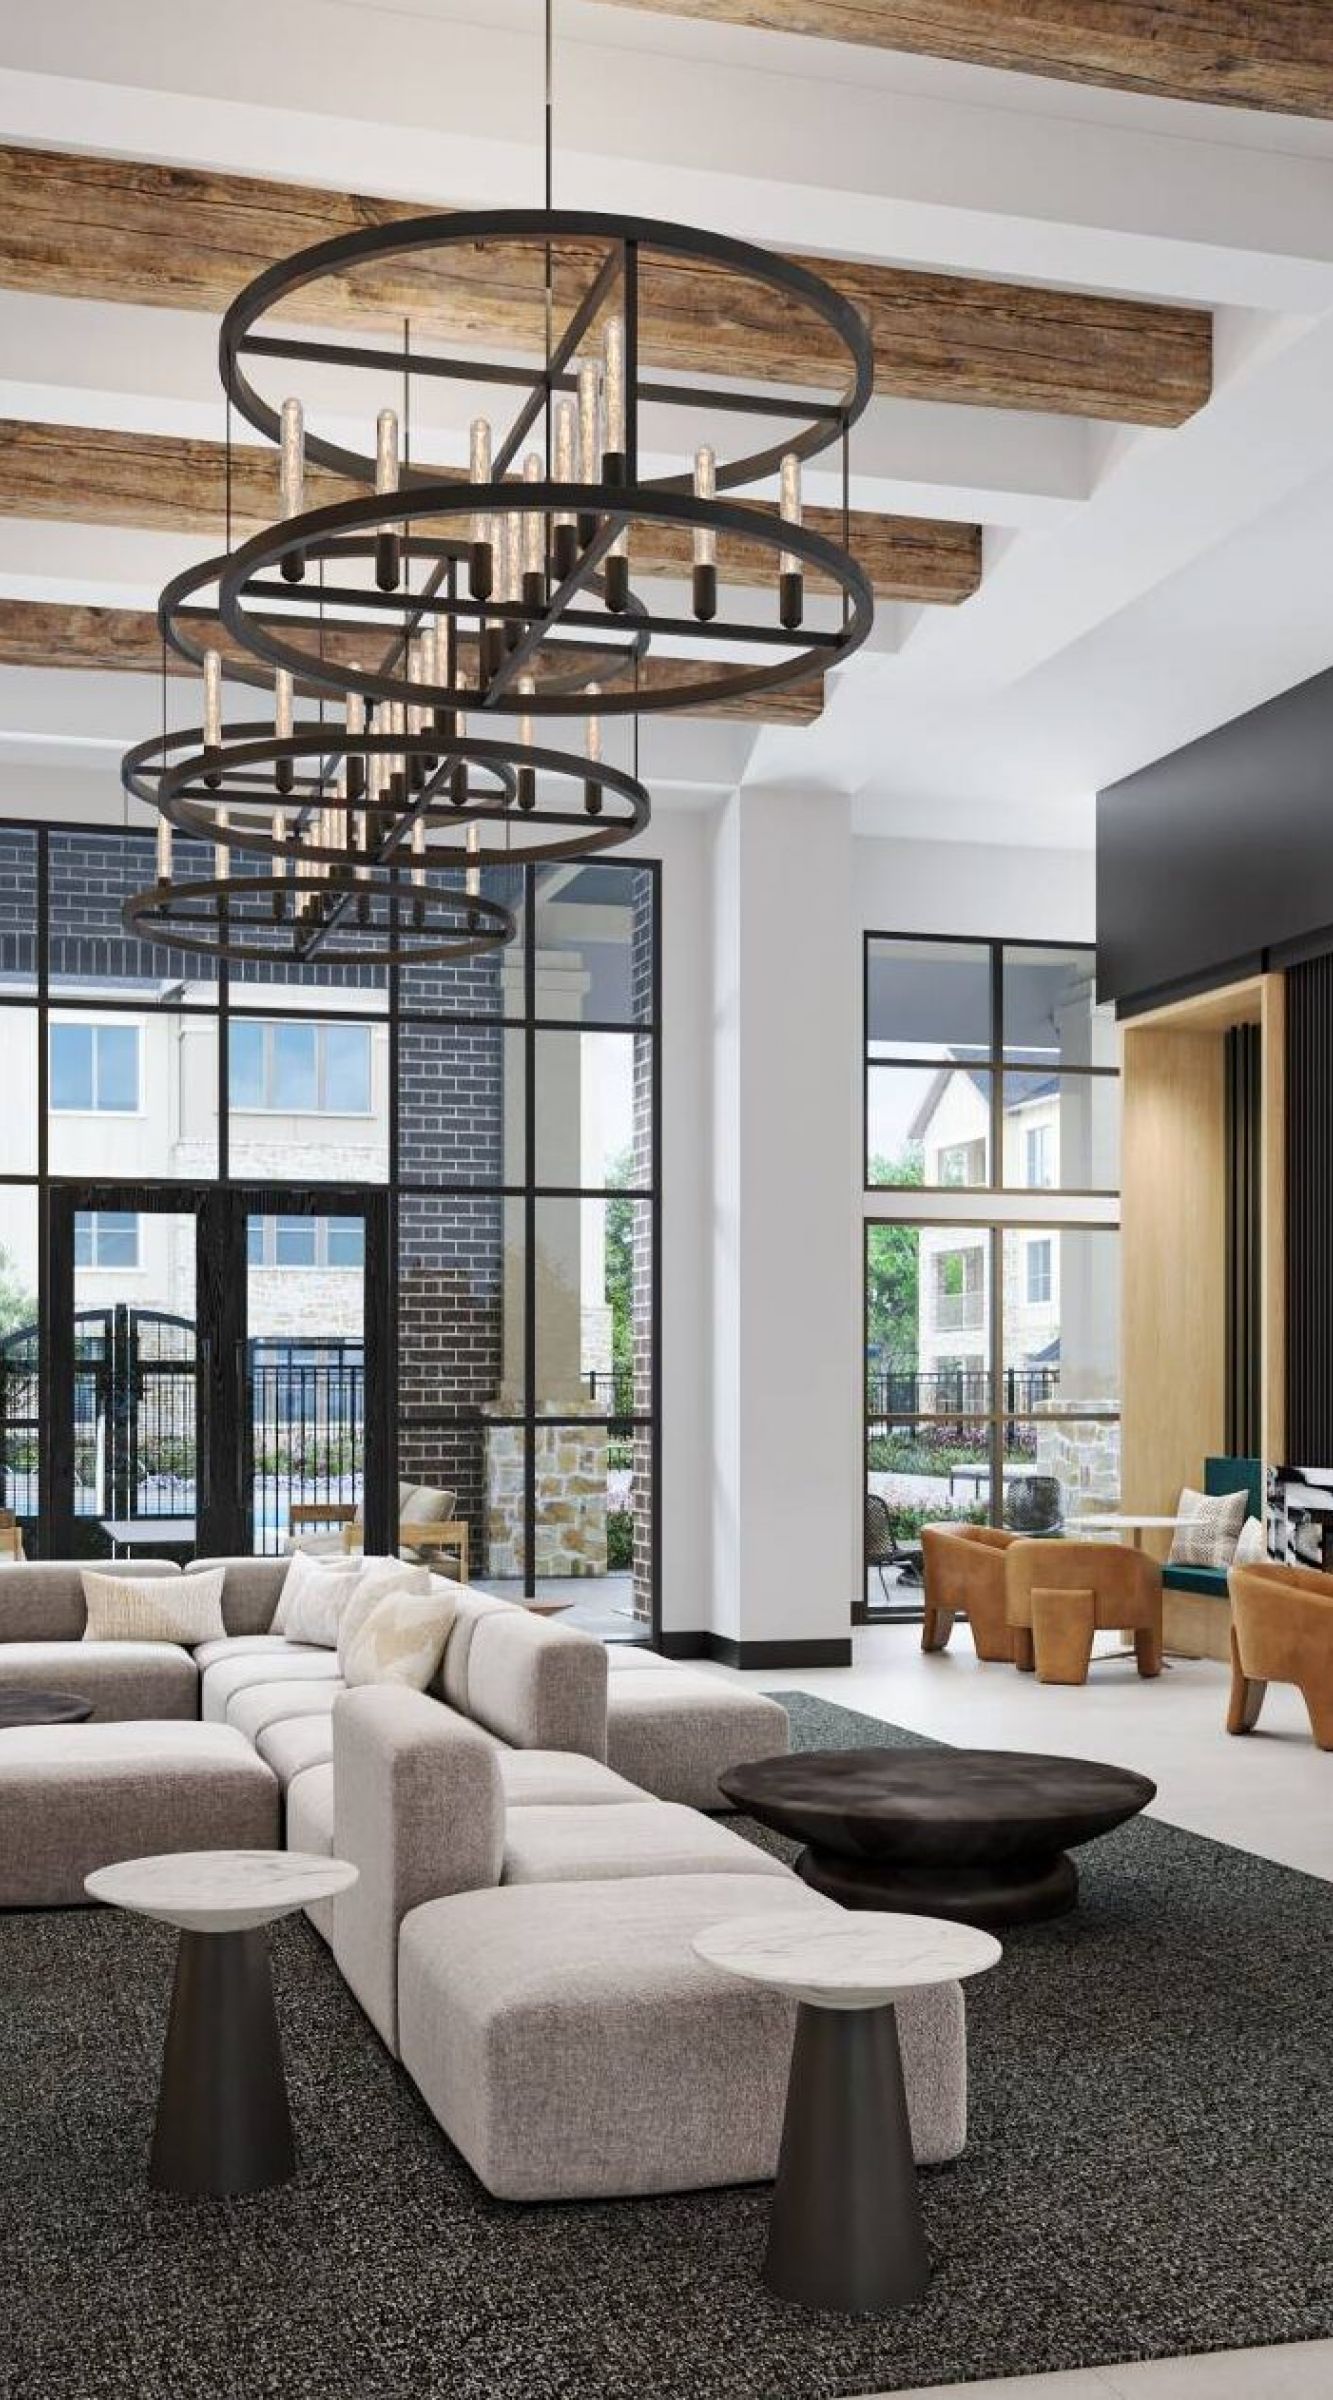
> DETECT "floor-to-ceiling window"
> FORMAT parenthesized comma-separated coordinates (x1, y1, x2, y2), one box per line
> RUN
(0, 823, 659, 1638)
(863, 932, 1120, 1619)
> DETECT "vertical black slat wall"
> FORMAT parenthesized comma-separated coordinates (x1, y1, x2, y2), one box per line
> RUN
(1224, 1024, 1261, 1459)
(1287, 956, 1333, 1461)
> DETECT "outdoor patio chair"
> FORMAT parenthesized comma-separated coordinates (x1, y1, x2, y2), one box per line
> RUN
(288, 1492, 470, 1580)
(865, 1492, 923, 1601)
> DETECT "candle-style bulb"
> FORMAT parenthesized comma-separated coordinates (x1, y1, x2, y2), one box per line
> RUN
(576, 357, 601, 547)
(213, 803, 230, 883)
(553, 398, 577, 578)
(517, 672, 536, 812)
(522, 450, 545, 609)
(602, 315, 626, 475)
(450, 708, 469, 810)
(692, 444, 717, 622)
(280, 396, 305, 583)
(465, 818, 481, 900)
(275, 668, 294, 798)
(202, 649, 222, 789)
(155, 815, 172, 886)
(779, 449, 803, 630)
(375, 407, 400, 591)
(469, 417, 494, 603)
(584, 683, 602, 817)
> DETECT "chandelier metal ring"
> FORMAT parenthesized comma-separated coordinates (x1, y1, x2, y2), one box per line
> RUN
(217, 485, 873, 717)
(219, 209, 874, 498)
(123, 870, 517, 969)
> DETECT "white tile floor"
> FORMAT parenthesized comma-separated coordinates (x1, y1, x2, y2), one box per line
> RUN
(705, 1622, 1333, 2399)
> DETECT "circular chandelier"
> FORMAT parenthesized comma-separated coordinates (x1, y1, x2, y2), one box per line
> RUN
(122, 57, 873, 964)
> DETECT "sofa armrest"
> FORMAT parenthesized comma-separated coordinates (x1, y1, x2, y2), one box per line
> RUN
(331, 1686, 504, 2055)
(465, 1610, 609, 1760)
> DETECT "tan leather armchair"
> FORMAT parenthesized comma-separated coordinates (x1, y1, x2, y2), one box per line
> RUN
(1228, 1560, 1333, 1749)
(1004, 1538, 1162, 1685)
(921, 1524, 1021, 1662)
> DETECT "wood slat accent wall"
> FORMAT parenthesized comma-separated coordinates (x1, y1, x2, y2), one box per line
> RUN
(1285, 955, 1333, 1461)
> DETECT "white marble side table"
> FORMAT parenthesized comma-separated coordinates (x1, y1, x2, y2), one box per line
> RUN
(693, 1911, 1001, 2312)
(85, 1849, 357, 2196)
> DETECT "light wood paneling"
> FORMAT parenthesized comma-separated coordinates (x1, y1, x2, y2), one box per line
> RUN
(1261, 974, 1287, 1468)
(0, 147, 1212, 427)
(603, 2, 1333, 119)
(0, 421, 980, 608)
(0, 598, 822, 725)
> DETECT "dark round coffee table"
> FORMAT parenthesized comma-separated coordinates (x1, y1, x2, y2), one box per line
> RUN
(0, 1689, 94, 1729)
(719, 1748, 1156, 1929)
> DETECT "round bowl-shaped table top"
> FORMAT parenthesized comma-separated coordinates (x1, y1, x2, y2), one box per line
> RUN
(718, 1748, 1156, 1868)
(0, 1689, 94, 1729)
(692, 1910, 1001, 2010)
(84, 1848, 358, 1933)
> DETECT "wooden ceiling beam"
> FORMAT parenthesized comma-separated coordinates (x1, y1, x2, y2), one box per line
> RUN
(0, 420, 981, 607)
(0, 146, 1210, 427)
(600, 2, 1333, 120)
(0, 600, 824, 726)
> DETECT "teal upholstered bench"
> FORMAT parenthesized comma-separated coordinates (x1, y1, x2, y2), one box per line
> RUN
(1161, 1456, 1261, 1600)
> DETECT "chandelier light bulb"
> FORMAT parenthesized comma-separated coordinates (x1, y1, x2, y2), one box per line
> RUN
(602, 314, 626, 476)
(522, 450, 545, 606)
(577, 356, 601, 547)
(503, 507, 524, 653)
(553, 397, 577, 578)
(275, 668, 294, 796)
(693, 444, 717, 621)
(411, 808, 427, 891)
(213, 802, 230, 883)
(375, 407, 401, 591)
(465, 817, 482, 901)
(585, 683, 603, 817)
(451, 708, 469, 809)
(155, 815, 172, 887)
(517, 672, 537, 811)
(345, 677, 366, 804)
(779, 449, 804, 629)
(469, 417, 494, 603)
(202, 649, 223, 788)
(279, 396, 305, 583)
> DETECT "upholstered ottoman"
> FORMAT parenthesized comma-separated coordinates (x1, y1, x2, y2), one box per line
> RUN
(397, 1870, 966, 2201)
(0, 1722, 279, 1906)
(605, 1664, 789, 1809)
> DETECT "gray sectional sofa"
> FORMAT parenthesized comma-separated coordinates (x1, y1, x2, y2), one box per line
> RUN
(0, 1552, 972, 2201)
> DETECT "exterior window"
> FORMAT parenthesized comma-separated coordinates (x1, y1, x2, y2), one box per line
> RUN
(1025, 1237, 1052, 1305)
(247, 1215, 367, 1269)
(1024, 1124, 1053, 1188)
(939, 1137, 986, 1188)
(50, 1023, 139, 1113)
(74, 1211, 140, 1269)
(933, 1247, 984, 1332)
(230, 1020, 372, 1115)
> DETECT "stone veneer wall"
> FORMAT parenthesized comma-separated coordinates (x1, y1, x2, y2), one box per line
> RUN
(486, 1417, 609, 1577)
(1034, 1408, 1121, 1513)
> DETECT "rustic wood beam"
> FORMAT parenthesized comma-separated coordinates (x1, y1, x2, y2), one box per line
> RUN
(600, 2, 1333, 120)
(0, 147, 1210, 426)
(0, 600, 824, 726)
(0, 421, 981, 607)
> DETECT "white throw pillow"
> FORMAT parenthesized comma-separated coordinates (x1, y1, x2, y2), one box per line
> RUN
(1168, 1485, 1248, 1569)
(82, 1567, 226, 1647)
(1233, 1515, 1269, 1566)
(342, 1587, 458, 1691)
(274, 1549, 363, 1647)
(336, 1557, 432, 1672)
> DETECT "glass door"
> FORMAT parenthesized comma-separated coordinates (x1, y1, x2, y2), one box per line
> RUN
(49, 1186, 391, 1560)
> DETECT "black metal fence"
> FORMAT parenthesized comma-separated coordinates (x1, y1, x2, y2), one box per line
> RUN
(250, 1340, 365, 1555)
(866, 1366, 1058, 1436)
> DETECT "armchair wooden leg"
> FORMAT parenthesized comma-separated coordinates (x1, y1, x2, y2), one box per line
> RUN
(1134, 1625, 1163, 1679)
(1226, 1629, 1266, 1734)
(1301, 1688, 1333, 1751)
(1011, 1626, 1035, 1673)
(921, 1606, 955, 1653)
(1031, 1589, 1095, 1686)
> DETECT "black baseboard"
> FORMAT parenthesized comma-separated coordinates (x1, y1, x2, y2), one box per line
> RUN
(656, 1632, 853, 1670)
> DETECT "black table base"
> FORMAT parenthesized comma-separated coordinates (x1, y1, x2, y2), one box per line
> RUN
(796, 1842, 1079, 1930)
(150, 1927, 295, 2196)
(765, 2000, 928, 2314)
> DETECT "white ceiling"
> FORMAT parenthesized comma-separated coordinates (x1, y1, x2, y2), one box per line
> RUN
(3, 0, 1333, 845)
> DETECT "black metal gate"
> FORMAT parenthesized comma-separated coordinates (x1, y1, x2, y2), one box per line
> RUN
(72, 1305, 198, 1527)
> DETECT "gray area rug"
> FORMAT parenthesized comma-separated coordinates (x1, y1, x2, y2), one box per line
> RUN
(3, 1690, 1332, 2400)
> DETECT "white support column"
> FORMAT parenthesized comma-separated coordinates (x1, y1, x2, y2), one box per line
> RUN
(710, 786, 858, 1661)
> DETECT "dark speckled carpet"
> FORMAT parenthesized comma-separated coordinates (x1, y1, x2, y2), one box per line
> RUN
(3, 1692, 1332, 2400)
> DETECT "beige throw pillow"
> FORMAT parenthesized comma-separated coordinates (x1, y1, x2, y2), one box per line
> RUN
(342, 1587, 458, 1691)
(1168, 1486, 1248, 1569)
(336, 1557, 432, 1672)
(1233, 1515, 1269, 1566)
(82, 1567, 227, 1647)
(275, 1549, 363, 1647)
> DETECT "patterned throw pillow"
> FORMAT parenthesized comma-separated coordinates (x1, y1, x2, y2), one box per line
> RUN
(274, 1549, 363, 1647)
(342, 1588, 458, 1691)
(1233, 1515, 1269, 1566)
(1168, 1486, 1248, 1569)
(82, 1567, 227, 1646)
(336, 1558, 432, 1672)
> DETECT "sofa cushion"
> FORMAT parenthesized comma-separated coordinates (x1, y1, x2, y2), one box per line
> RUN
(192, 1633, 324, 1671)
(225, 1679, 342, 1743)
(438, 1586, 515, 1713)
(344, 1587, 457, 1691)
(465, 1609, 609, 1759)
(0, 1558, 177, 1645)
(606, 1671, 788, 1810)
(201, 1646, 343, 1725)
(497, 1750, 647, 1808)
(501, 1799, 791, 1887)
(0, 1721, 278, 1907)
(287, 1759, 334, 1854)
(1162, 1563, 1229, 1597)
(257, 1713, 336, 1787)
(604, 1646, 668, 1671)
(398, 1872, 966, 2202)
(1169, 1484, 1247, 1569)
(336, 1558, 432, 1671)
(0, 1639, 197, 1722)
(82, 1566, 226, 1647)
(277, 1550, 364, 1647)
(191, 1556, 290, 1637)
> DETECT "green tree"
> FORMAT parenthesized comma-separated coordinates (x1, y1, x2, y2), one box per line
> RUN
(866, 1149, 922, 1366)
(604, 1144, 636, 1399)
(0, 1245, 36, 1340)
